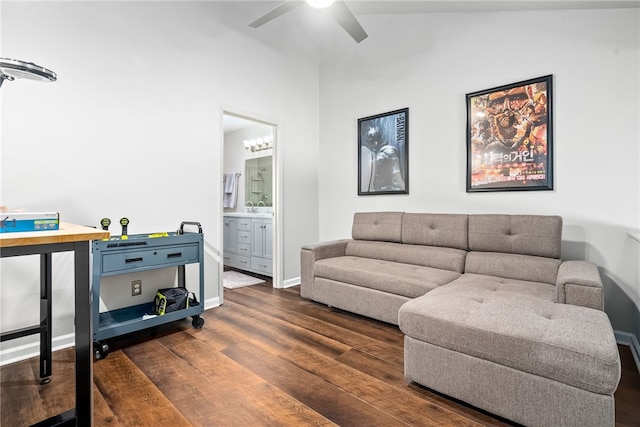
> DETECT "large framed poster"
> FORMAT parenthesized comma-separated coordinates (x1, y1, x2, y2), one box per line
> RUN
(466, 75, 553, 192)
(358, 108, 409, 195)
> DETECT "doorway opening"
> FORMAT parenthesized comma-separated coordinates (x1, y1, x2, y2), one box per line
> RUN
(221, 111, 279, 290)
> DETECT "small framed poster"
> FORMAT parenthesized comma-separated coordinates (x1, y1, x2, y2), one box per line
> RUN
(358, 108, 409, 195)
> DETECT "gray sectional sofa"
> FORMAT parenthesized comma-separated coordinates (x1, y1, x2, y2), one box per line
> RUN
(300, 212, 621, 427)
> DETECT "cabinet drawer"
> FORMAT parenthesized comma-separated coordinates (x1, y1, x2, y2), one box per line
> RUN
(223, 253, 238, 268)
(236, 256, 251, 270)
(237, 231, 251, 244)
(251, 256, 272, 275)
(102, 244, 198, 273)
(237, 218, 252, 231)
(237, 243, 250, 257)
(224, 253, 250, 270)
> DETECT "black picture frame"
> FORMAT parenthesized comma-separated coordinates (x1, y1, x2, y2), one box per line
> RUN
(358, 108, 409, 195)
(466, 75, 553, 192)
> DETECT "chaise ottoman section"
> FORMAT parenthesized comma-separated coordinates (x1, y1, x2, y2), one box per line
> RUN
(398, 284, 621, 427)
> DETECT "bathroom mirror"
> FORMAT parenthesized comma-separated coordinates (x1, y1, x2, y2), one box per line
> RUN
(245, 156, 273, 206)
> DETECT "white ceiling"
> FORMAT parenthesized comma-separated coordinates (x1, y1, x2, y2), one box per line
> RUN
(347, 0, 638, 15)
(222, 0, 639, 131)
(223, 114, 263, 133)
(230, 1, 639, 58)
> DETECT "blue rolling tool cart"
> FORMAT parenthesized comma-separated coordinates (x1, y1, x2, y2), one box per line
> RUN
(92, 221, 205, 359)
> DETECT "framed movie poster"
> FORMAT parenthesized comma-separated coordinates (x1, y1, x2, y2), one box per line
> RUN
(466, 75, 553, 192)
(358, 108, 409, 195)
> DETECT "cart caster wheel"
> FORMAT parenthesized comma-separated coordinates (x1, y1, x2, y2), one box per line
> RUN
(94, 342, 109, 360)
(192, 316, 204, 329)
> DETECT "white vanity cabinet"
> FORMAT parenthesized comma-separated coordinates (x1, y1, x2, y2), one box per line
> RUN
(251, 218, 273, 275)
(223, 214, 272, 276)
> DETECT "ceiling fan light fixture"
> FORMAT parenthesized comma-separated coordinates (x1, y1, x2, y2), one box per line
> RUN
(306, 0, 335, 9)
(250, 0, 367, 43)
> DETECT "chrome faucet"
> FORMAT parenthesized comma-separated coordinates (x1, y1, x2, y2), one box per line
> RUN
(245, 201, 255, 213)
(257, 201, 266, 207)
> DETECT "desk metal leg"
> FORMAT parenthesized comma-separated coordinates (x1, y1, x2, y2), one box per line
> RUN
(39, 253, 53, 384)
(74, 241, 93, 426)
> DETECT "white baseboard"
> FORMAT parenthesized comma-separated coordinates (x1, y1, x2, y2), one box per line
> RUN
(0, 333, 75, 367)
(615, 330, 640, 374)
(282, 276, 301, 289)
(204, 297, 220, 310)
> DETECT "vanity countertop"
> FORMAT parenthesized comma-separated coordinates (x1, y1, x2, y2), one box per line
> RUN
(224, 212, 272, 219)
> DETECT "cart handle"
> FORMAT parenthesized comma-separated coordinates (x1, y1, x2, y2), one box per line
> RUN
(179, 221, 203, 234)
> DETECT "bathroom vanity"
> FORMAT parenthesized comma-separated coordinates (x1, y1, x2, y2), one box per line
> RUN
(223, 213, 273, 276)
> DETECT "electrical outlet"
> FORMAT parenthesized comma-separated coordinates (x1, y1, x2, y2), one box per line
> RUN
(131, 280, 142, 296)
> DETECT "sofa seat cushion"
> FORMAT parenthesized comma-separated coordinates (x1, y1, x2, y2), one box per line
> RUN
(313, 256, 461, 298)
(451, 273, 556, 302)
(398, 281, 621, 395)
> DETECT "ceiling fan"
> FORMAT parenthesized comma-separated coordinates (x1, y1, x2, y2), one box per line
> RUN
(249, 0, 368, 43)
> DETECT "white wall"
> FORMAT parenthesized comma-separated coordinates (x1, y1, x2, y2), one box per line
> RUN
(318, 9, 640, 338)
(0, 1, 320, 362)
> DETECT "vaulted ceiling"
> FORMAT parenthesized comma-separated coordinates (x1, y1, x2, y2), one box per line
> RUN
(215, 1, 639, 61)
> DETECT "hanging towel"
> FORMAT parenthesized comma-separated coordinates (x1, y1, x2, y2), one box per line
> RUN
(223, 173, 239, 208)
(224, 172, 236, 194)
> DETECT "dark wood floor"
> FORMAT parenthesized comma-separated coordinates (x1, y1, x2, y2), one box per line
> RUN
(2, 282, 639, 426)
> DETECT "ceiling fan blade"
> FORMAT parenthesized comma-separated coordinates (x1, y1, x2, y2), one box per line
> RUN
(329, 1, 368, 43)
(249, 0, 304, 28)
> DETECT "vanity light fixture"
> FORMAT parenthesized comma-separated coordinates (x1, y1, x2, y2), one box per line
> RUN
(243, 135, 274, 153)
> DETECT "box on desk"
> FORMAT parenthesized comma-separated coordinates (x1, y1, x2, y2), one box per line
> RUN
(0, 212, 59, 233)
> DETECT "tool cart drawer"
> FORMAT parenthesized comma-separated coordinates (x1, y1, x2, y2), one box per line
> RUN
(102, 244, 199, 273)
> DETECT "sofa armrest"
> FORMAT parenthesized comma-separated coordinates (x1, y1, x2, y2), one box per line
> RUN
(556, 260, 604, 310)
(300, 239, 350, 300)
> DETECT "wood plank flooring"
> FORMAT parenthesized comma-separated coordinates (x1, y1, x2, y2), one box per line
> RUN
(2, 282, 639, 426)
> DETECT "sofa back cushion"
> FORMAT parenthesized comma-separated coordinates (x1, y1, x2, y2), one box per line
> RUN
(346, 240, 467, 273)
(468, 214, 562, 259)
(465, 251, 561, 285)
(352, 212, 404, 243)
(402, 213, 468, 250)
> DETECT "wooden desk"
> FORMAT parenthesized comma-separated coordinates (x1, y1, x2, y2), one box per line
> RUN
(1, 222, 109, 426)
